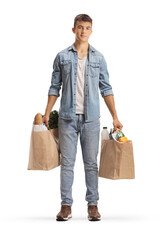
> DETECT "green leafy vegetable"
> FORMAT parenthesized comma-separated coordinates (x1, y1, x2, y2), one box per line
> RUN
(42, 110, 59, 129)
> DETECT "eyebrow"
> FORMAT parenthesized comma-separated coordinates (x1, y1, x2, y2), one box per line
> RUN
(77, 25, 91, 28)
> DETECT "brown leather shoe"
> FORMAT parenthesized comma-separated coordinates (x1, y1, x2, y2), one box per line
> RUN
(56, 205, 72, 221)
(88, 205, 101, 221)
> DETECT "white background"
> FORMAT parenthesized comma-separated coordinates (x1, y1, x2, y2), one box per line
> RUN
(0, 0, 160, 239)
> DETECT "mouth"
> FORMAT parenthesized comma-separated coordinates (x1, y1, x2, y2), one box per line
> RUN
(81, 35, 86, 38)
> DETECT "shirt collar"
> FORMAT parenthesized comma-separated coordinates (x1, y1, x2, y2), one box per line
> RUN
(68, 42, 96, 52)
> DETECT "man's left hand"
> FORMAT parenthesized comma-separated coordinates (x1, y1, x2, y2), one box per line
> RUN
(113, 118, 123, 131)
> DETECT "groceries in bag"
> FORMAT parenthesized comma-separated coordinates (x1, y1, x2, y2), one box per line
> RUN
(109, 128, 128, 142)
(101, 127, 109, 150)
(32, 113, 48, 132)
(118, 136, 128, 142)
(28, 110, 60, 170)
(32, 123, 48, 132)
(32, 110, 59, 132)
(34, 112, 43, 125)
(42, 110, 59, 129)
(99, 127, 135, 179)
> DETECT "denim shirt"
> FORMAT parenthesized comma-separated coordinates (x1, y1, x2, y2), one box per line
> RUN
(48, 42, 114, 122)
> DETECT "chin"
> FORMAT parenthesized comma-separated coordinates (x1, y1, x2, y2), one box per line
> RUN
(81, 38, 88, 42)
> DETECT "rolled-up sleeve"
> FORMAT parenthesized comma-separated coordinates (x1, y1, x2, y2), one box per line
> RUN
(99, 55, 114, 97)
(48, 53, 62, 97)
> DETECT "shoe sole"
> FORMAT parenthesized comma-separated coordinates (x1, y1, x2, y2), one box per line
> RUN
(88, 216, 101, 221)
(56, 213, 72, 221)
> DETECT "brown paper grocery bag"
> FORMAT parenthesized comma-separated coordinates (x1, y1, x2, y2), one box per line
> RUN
(28, 128, 60, 170)
(99, 139, 135, 179)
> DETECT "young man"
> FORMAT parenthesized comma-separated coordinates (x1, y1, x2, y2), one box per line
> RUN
(43, 14, 123, 221)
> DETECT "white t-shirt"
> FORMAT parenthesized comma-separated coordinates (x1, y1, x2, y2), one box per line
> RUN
(76, 55, 87, 114)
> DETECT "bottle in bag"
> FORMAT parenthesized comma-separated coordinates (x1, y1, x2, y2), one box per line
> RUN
(101, 127, 109, 149)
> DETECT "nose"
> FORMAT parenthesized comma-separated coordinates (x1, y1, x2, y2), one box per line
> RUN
(81, 28, 86, 33)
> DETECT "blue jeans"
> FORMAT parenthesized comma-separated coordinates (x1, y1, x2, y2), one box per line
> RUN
(58, 114, 100, 206)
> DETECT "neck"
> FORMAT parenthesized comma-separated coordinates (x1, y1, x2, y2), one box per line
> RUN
(74, 40, 89, 53)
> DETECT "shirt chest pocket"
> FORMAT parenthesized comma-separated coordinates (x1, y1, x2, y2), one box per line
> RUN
(89, 62, 100, 78)
(60, 60, 72, 75)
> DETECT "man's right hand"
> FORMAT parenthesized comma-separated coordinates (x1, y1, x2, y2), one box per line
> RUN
(43, 115, 50, 129)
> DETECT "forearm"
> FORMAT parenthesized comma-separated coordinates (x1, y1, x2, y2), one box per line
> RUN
(44, 95, 58, 116)
(103, 95, 118, 120)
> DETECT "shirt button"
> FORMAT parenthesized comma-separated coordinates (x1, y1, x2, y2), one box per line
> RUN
(86, 84, 88, 86)
(85, 94, 87, 96)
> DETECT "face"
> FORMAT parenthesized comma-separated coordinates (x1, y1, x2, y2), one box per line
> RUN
(72, 21, 92, 42)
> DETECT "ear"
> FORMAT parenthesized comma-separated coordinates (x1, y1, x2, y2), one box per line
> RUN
(72, 27, 75, 33)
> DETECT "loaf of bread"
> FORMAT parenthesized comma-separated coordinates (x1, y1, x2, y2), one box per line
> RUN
(33, 113, 43, 125)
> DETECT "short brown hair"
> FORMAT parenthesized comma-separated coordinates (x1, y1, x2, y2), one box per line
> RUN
(74, 14, 92, 29)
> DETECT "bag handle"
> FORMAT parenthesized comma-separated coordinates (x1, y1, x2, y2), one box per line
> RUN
(112, 127, 121, 133)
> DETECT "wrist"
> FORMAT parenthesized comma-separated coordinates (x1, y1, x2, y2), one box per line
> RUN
(113, 114, 118, 120)
(44, 113, 49, 118)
